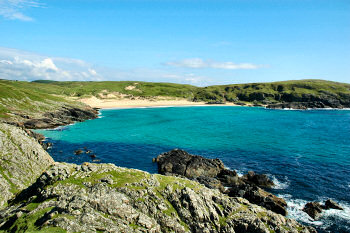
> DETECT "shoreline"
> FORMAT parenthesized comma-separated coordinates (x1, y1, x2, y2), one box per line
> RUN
(78, 96, 247, 109)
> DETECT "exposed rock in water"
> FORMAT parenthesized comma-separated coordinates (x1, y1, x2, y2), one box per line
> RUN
(0, 162, 316, 233)
(266, 100, 346, 110)
(242, 171, 274, 188)
(303, 200, 344, 220)
(155, 149, 225, 178)
(324, 199, 343, 210)
(23, 106, 98, 129)
(74, 150, 84, 155)
(154, 149, 288, 216)
(0, 123, 54, 208)
(303, 202, 323, 220)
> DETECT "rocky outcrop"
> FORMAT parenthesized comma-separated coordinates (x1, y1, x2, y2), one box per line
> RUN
(154, 149, 288, 216)
(266, 101, 343, 110)
(0, 123, 54, 208)
(324, 199, 344, 210)
(303, 200, 344, 220)
(23, 106, 98, 129)
(0, 162, 316, 233)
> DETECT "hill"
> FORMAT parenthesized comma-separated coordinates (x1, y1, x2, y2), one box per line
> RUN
(1, 79, 350, 126)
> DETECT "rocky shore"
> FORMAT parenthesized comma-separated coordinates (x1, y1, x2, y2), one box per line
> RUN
(2, 103, 98, 129)
(154, 149, 287, 216)
(0, 123, 318, 232)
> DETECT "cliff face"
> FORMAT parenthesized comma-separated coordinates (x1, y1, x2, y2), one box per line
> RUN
(0, 123, 54, 208)
(1, 162, 315, 233)
(0, 123, 316, 233)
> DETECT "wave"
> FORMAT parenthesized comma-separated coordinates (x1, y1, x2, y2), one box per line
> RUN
(270, 175, 290, 190)
(235, 169, 244, 177)
(45, 124, 74, 131)
(279, 194, 350, 231)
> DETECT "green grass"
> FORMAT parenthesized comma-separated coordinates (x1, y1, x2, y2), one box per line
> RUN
(1, 79, 350, 119)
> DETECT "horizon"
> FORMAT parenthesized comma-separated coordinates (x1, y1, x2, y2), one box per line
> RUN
(2, 78, 350, 88)
(0, 0, 349, 86)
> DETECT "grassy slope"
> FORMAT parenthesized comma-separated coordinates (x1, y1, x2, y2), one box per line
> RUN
(1, 79, 350, 119)
(194, 79, 350, 103)
(0, 80, 82, 119)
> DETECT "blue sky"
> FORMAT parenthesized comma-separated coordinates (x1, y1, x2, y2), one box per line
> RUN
(0, 0, 349, 85)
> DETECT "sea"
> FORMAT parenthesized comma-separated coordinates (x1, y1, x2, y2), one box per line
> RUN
(36, 106, 350, 232)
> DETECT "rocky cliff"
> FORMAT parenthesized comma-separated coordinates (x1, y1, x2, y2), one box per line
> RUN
(0, 123, 54, 208)
(0, 123, 316, 232)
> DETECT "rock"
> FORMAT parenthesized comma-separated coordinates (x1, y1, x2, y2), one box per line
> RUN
(0, 163, 315, 233)
(0, 123, 54, 209)
(324, 199, 343, 210)
(303, 202, 323, 220)
(228, 183, 287, 216)
(303, 200, 344, 220)
(23, 105, 98, 129)
(155, 149, 286, 216)
(74, 150, 83, 155)
(194, 176, 225, 192)
(242, 171, 274, 188)
(90, 154, 97, 159)
(155, 149, 225, 178)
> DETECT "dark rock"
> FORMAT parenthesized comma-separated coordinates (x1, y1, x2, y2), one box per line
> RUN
(74, 150, 83, 155)
(90, 154, 97, 159)
(155, 149, 224, 178)
(24, 106, 98, 129)
(324, 199, 343, 210)
(242, 171, 274, 188)
(154, 149, 287, 216)
(228, 183, 287, 216)
(194, 176, 225, 192)
(303, 202, 323, 220)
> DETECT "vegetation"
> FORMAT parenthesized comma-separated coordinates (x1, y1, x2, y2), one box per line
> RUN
(1, 79, 350, 119)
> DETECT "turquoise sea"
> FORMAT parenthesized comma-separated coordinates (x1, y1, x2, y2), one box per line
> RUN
(37, 106, 350, 232)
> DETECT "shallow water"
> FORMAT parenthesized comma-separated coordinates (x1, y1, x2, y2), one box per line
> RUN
(37, 106, 350, 232)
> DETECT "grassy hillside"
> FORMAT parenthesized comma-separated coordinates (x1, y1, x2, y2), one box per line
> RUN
(31, 80, 199, 98)
(1, 79, 350, 120)
(0, 80, 85, 120)
(193, 79, 350, 104)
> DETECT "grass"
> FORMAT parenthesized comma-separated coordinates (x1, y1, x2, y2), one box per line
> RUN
(1, 79, 349, 119)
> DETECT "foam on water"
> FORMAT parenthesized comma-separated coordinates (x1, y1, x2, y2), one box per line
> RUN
(279, 194, 323, 226)
(279, 194, 350, 232)
(270, 175, 290, 190)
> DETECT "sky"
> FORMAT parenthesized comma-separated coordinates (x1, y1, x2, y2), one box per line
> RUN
(0, 0, 349, 86)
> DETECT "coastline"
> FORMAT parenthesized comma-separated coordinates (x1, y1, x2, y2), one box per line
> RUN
(78, 96, 246, 109)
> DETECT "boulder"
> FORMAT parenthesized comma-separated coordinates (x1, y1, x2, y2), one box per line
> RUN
(155, 149, 224, 178)
(242, 171, 274, 188)
(324, 199, 343, 210)
(74, 150, 83, 155)
(303, 202, 323, 220)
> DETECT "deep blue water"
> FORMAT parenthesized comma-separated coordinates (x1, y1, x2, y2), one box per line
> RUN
(37, 106, 350, 232)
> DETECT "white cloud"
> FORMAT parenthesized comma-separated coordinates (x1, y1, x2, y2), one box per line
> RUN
(0, 47, 102, 81)
(0, 0, 42, 21)
(0, 47, 227, 86)
(165, 58, 263, 70)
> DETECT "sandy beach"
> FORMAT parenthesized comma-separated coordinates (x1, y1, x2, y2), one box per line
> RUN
(78, 96, 241, 109)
